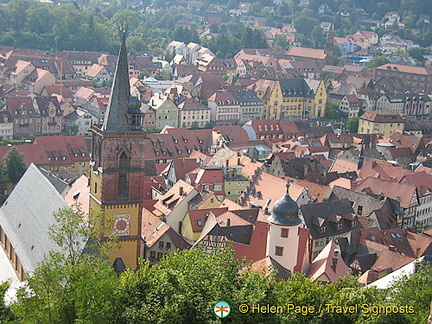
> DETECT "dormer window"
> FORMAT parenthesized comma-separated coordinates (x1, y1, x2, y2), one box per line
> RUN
(320, 226, 326, 233)
(337, 223, 342, 230)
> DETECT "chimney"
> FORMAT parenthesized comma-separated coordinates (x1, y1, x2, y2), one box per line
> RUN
(263, 198, 271, 214)
(227, 218, 231, 227)
(237, 157, 241, 166)
(179, 186, 184, 196)
(332, 249, 339, 271)
(178, 221, 182, 235)
(226, 159, 229, 167)
(416, 247, 421, 257)
(256, 191, 262, 199)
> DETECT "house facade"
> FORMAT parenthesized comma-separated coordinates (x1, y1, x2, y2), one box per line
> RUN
(207, 91, 240, 125)
(232, 89, 263, 124)
(359, 111, 405, 136)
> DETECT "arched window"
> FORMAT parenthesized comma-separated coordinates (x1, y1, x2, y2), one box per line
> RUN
(118, 174, 127, 196)
(119, 152, 129, 169)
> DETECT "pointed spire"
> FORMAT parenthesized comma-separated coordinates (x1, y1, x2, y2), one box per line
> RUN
(102, 23, 131, 132)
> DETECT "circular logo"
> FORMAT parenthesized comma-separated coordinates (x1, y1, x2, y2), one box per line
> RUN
(116, 220, 127, 231)
(214, 301, 231, 318)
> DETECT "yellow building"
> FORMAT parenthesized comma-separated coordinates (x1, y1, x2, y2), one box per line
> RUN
(358, 111, 405, 136)
(249, 78, 327, 120)
(306, 79, 327, 118)
(181, 207, 228, 242)
(248, 79, 277, 119)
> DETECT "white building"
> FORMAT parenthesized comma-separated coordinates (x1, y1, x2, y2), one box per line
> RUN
(266, 182, 310, 273)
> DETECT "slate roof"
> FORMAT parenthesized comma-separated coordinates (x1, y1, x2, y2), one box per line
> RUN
(194, 212, 254, 245)
(300, 198, 359, 240)
(101, 31, 131, 132)
(231, 89, 261, 103)
(0, 164, 78, 274)
(39, 168, 70, 196)
(279, 78, 314, 98)
(330, 186, 385, 218)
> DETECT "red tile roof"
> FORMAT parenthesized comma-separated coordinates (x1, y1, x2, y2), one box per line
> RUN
(195, 169, 224, 184)
(358, 160, 414, 182)
(34, 135, 89, 164)
(376, 64, 432, 76)
(371, 250, 414, 273)
(0, 144, 48, 166)
(354, 177, 416, 209)
(402, 171, 432, 196)
(214, 125, 250, 144)
(188, 207, 228, 233)
(171, 158, 201, 181)
(360, 111, 404, 123)
(307, 240, 350, 282)
(287, 46, 327, 60)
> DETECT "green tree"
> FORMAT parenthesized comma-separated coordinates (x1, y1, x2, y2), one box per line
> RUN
(273, 34, 289, 52)
(0, 281, 14, 322)
(277, 2, 291, 16)
(155, 70, 173, 80)
(408, 47, 425, 62)
(326, 102, 348, 120)
(346, 116, 360, 133)
(389, 261, 432, 324)
(4, 147, 26, 184)
(368, 56, 390, 68)
(293, 15, 319, 38)
(26, 6, 55, 34)
(12, 207, 122, 323)
(110, 9, 140, 31)
(119, 246, 278, 323)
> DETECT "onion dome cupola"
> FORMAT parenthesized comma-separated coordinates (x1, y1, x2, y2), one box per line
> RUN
(268, 181, 302, 226)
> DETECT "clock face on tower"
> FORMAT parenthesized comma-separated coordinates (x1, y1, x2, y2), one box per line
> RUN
(113, 214, 131, 236)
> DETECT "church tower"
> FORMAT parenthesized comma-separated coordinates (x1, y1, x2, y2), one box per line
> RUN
(266, 182, 310, 273)
(90, 24, 146, 269)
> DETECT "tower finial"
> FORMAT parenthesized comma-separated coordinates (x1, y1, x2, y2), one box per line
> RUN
(122, 21, 127, 34)
(286, 180, 290, 194)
